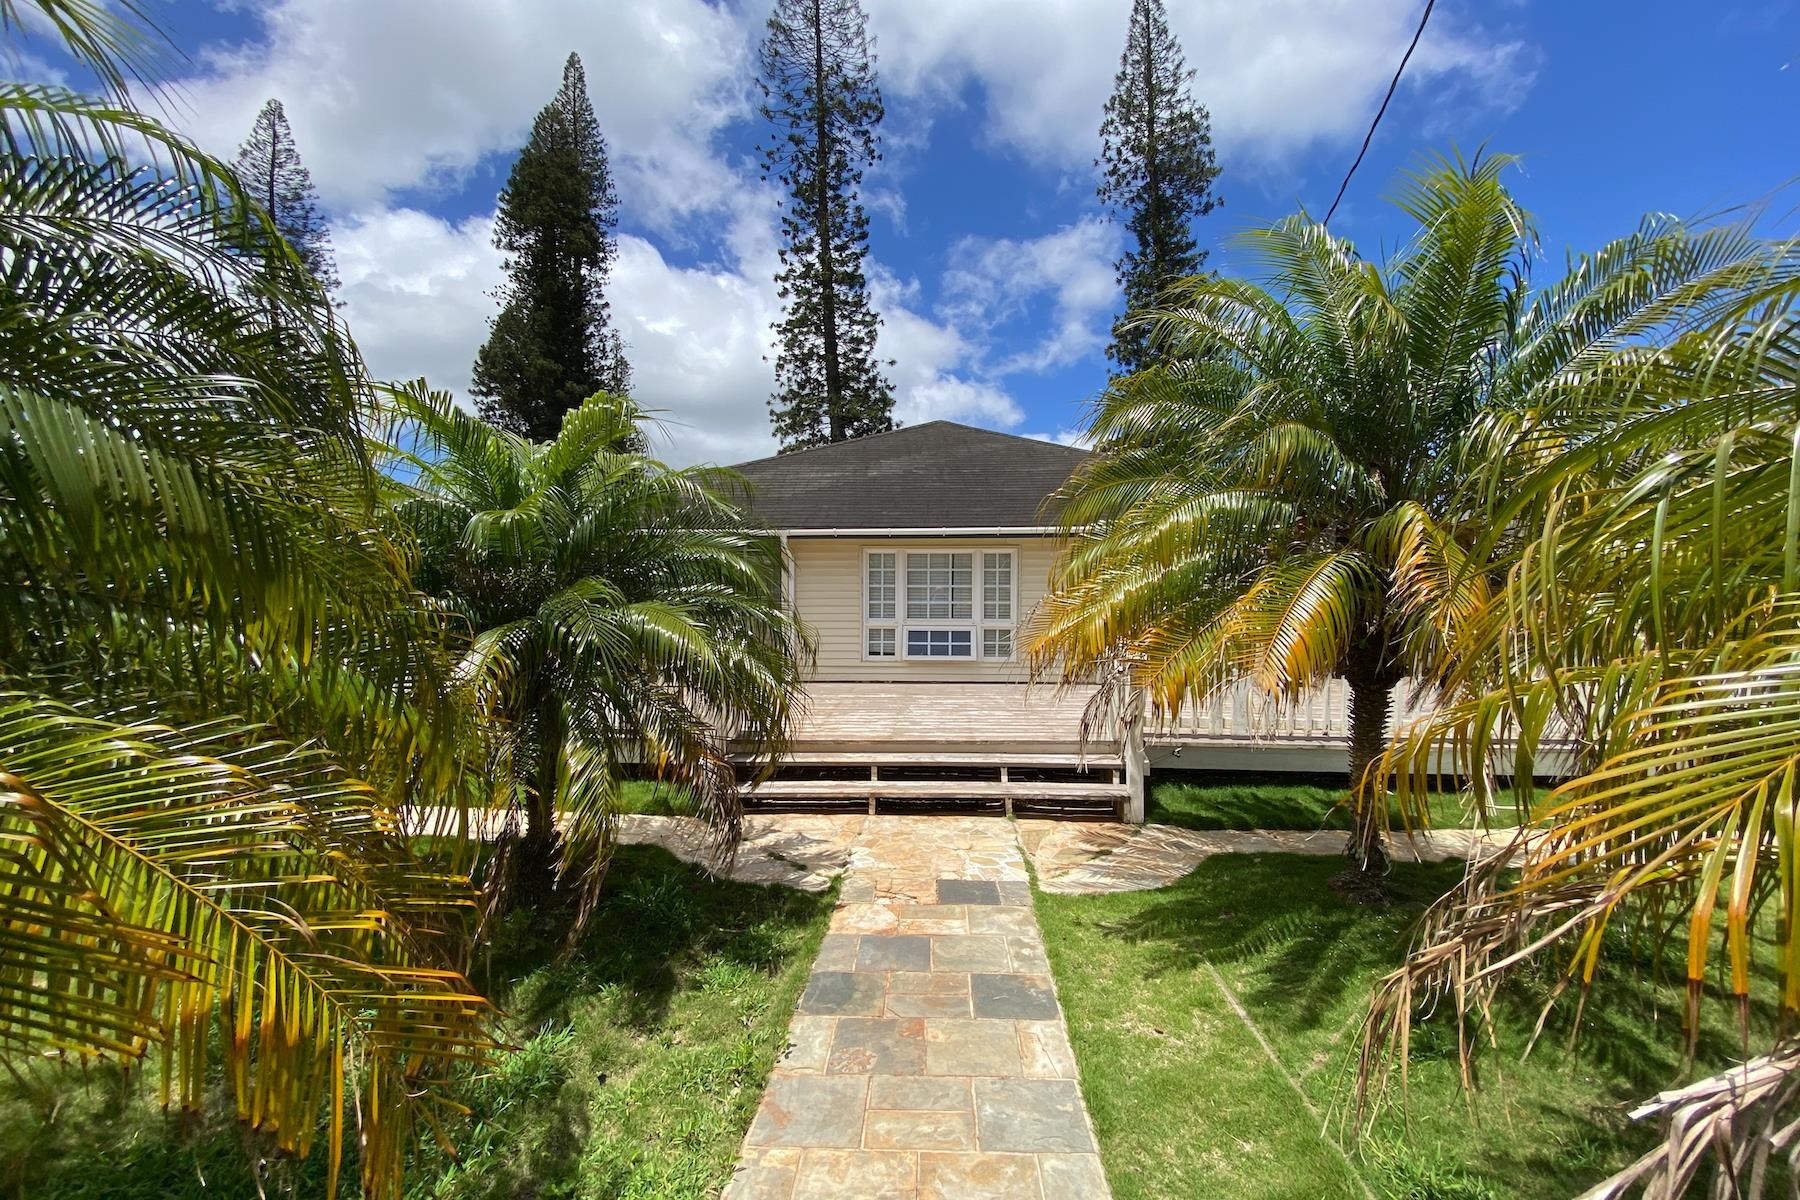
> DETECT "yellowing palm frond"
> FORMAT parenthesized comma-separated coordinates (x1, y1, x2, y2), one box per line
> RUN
(1359, 267, 1800, 1191)
(0, 692, 493, 1199)
(2, 22, 495, 1193)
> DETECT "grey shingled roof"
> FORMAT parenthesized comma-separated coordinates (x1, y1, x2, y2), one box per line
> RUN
(726, 421, 1088, 531)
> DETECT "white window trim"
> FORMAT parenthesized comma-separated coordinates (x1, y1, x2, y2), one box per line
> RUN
(861, 544, 1019, 664)
(862, 548, 899, 660)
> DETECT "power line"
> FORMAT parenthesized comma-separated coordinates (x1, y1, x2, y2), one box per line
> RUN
(1324, 0, 1436, 226)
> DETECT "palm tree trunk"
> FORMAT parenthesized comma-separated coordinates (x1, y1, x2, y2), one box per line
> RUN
(516, 696, 562, 907)
(1343, 646, 1401, 876)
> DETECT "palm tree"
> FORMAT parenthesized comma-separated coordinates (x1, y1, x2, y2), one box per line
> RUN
(1, 6, 493, 1196)
(1028, 154, 1771, 871)
(383, 383, 809, 928)
(1359, 260, 1800, 1193)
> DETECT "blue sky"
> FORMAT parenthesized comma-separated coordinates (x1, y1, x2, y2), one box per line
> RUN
(26, 0, 1799, 462)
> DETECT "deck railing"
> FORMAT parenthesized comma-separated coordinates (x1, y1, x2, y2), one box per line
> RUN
(1147, 678, 1440, 743)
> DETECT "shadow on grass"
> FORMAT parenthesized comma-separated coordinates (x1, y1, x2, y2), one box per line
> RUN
(1052, 850, 1784, 1199)
(1088, 853, 1458, 1031)
(0, 843, 835, 1200)
(485, 844, 828, 1032)
(1146, 770, 1539, 833)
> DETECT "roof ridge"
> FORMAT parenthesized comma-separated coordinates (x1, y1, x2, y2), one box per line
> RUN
(725, 420, 946, 469)
(726, 419, 1084, 470)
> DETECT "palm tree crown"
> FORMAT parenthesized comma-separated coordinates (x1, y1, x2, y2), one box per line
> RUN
(386, 385, 810, 927)
(1, 12, 495, 1195)
(1031, 155, 1774, 866)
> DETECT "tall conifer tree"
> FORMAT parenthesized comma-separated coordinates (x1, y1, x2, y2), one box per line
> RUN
(235, 98, 339, 295)
(758, 0, 894, 450)
(1097, 0, 1221, 373)
(472, 53, 629, 441)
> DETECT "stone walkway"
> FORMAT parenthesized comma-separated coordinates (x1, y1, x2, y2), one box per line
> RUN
(614, 811, 1522, 900)
(617, 813, 852, 891)
(722, 816, 1110, 1200)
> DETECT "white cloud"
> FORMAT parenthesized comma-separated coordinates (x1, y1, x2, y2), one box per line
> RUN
(873, 271, 1027, 429)
(609, 231, 783, 466)
(1022, 427, 1096, 449)
(167, 0, 752, 216)
(173, 0, 1533, 217)
(941, 218, 1121, 374)
(335, 208, 501, 399)
(335, 202, 784, 466)
(866, 0, 1533, 172)
(334, 196, 1023, 466)
(188, 0, 1537, 466)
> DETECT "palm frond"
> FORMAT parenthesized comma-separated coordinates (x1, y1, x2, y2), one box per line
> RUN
(0, 691, 494, 1199)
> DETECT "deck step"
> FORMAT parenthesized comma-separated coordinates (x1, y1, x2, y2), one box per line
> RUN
(734, 751, 1123, 769)
(741, 779, 1128, 800)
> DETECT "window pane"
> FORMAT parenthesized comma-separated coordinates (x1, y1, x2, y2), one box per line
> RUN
(982, 552, 1012, 621)
(867, 552, 895, 620)
(906, 552, 973, 620)
(905, 628, 973, 658)
(867, 627, 895, 657)
(982, 628, 1012, 659)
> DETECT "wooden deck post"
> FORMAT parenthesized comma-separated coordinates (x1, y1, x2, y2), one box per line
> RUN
(1123, 693, 1148, 824)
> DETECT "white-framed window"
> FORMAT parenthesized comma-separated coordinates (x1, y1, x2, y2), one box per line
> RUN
(864, 546, 1016, 662)
(906, 551, 972, 621)
(865, 551, 897, 657)
(907, 628, 973, 657)
(982, 552, 1012, 620)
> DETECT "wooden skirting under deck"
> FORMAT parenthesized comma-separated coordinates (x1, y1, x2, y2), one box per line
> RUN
(732, 682, 1132, 820)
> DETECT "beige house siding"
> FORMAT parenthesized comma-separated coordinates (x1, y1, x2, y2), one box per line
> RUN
(787, 535, 1064, 683)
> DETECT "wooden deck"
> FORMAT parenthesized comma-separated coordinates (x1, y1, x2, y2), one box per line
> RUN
(733, 682, 1130, 819)
(729, 678, 1569, 820)
(779, 681, 1113, 756)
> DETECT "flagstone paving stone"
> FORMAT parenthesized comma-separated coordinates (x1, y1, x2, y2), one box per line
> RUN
(827, 1017, 928, 1075)
(857, 934, 933, 972)
(885, 991, 974, 1019)
(972, 1078, 1097, 1154)
(935, 878, 1001, 905)
(970, 973, 1060, 1020)
(916, 1151, 1044, 1200)
(930, 934, 1013, 973)
(723, 816, 1111, 1199)
(745, 1075, 869, 1148)
(797, 971, 885, 1017)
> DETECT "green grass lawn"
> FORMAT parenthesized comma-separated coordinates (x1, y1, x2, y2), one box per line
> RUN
(1037, 853, 1770, 1200)
(615, 778, 700, 816)
(1148, 775, 1543, 832)
(0, 844, 834, 1200)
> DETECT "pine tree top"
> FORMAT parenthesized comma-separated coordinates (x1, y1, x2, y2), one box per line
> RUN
(493, 53, 617, 270)
(1096, 0, 1221, 374)
(235, 97, 339, 295)
(471, 51, 629, 442)
(756, 0, 895, 451)
(758, 0, 884, 175)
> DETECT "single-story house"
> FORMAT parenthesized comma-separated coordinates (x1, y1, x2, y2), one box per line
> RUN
(727, 421, 1432, 821)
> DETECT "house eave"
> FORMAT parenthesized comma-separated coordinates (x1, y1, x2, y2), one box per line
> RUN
(771, 526, 1065, 538)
